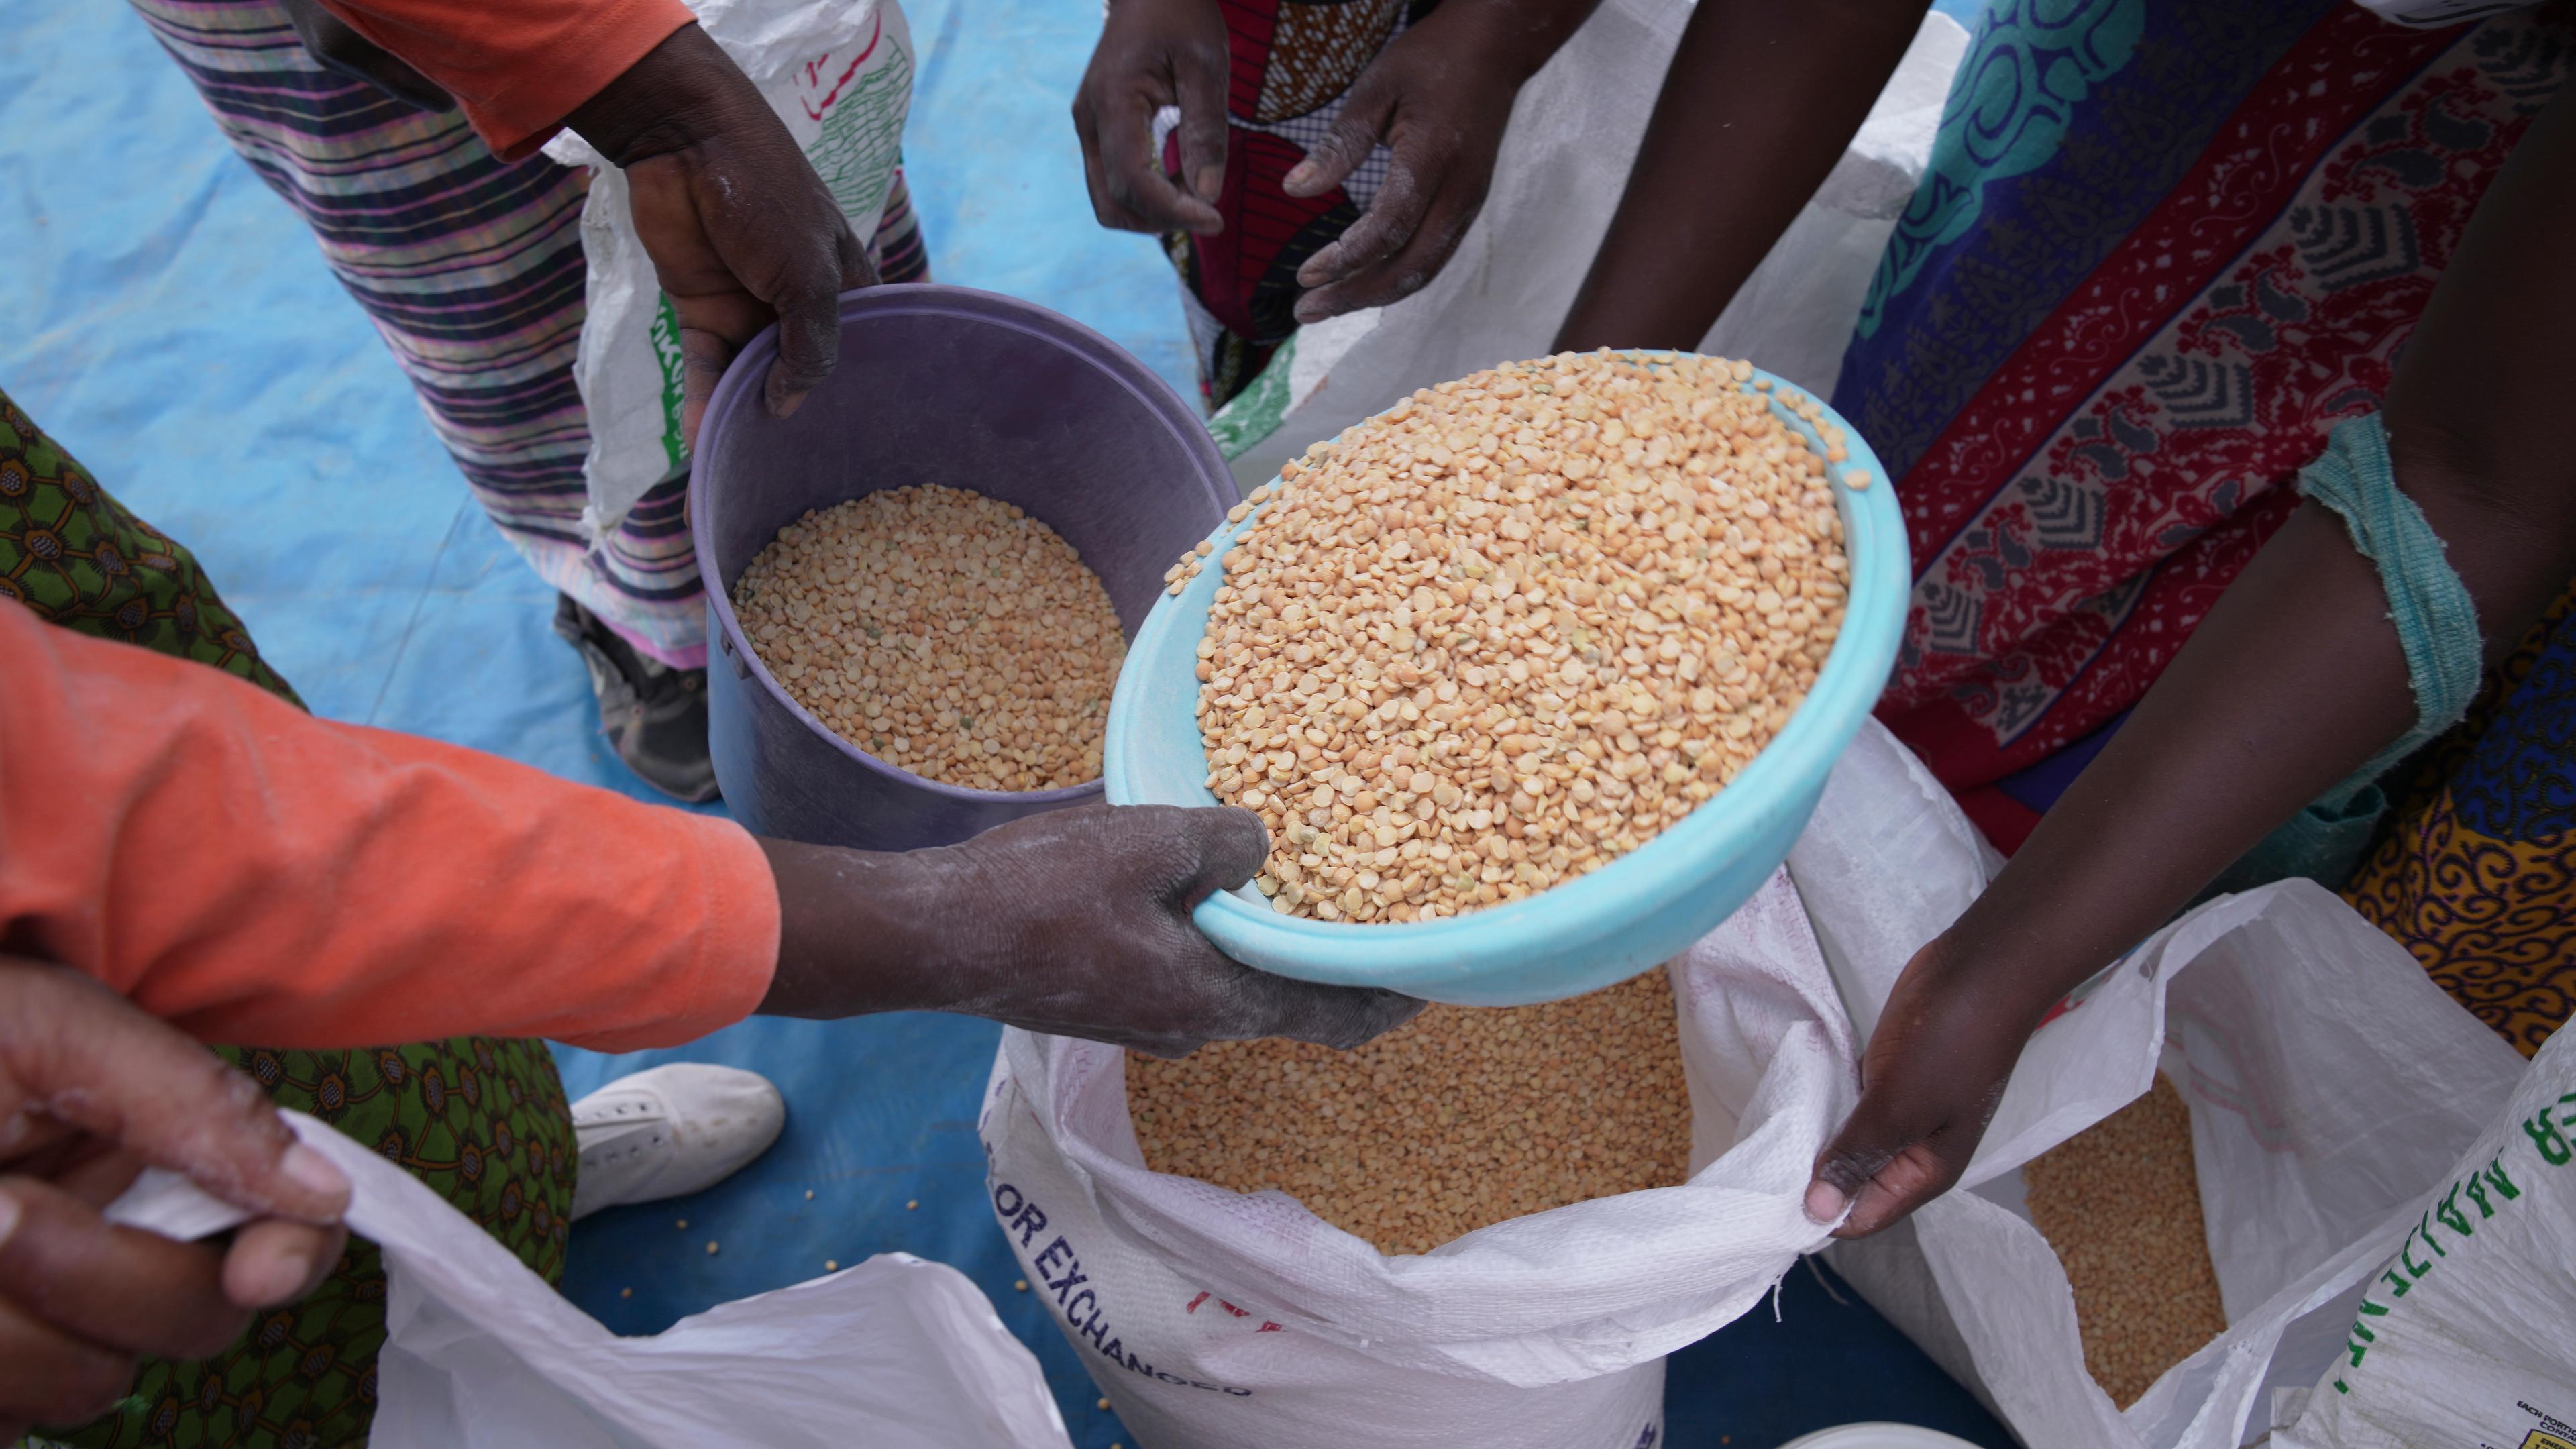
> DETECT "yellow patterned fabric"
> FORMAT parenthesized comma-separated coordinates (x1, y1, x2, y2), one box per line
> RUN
(2345, 580, 2576, 1059)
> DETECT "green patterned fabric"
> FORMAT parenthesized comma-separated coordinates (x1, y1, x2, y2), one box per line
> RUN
(3, 386, 578, 1449)
(0, 392, 298, 704)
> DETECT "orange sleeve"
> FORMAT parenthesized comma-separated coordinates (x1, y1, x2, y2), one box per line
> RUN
(0, 600, 779, 1051)
(315, 0, 696, 161)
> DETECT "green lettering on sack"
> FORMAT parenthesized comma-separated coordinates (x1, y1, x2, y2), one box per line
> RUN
(2483, 1155, 2521, 1201)
(2400, 1226, 2433, 1279)
(2436, 1183, 2473, 1236)
(2523, 1111, 2570, 1167)
(803, 36, 912, 233)
(2418, 1210, 2447, 1260)
(651, 293, 688, 472)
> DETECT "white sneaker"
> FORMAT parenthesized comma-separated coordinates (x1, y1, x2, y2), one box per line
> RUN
(570, 1063, 786, 1221)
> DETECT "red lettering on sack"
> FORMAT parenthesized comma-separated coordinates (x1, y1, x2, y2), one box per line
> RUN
(798, 11, 886, 120)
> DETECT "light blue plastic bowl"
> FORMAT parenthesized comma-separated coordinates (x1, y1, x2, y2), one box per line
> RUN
(1104, 361, 1910, 1006)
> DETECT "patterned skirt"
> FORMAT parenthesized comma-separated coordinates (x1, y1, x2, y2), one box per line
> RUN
(3, 388, 578, 1449)
(1828, 0, 2576, 1053)
(127, 0, 928, 672)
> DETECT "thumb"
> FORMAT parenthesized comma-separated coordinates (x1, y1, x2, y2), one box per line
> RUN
(1283, 80, 1395, 199)
(1167, 805, 1272, 904)
(0, 962, 348, 1226)
(1805, 1085, 1973, 1239)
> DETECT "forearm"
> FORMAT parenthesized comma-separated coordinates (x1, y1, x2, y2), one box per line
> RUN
(1933, 85, 2576, 1014)
(755, 839, 965, 1020)
(1554, 0, 1927, 353)
(0, 606, 780, 1053)
(1429, 0, 1610, 83)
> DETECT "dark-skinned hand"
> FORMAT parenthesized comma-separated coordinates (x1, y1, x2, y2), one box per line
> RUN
(1073, 0, 1231, 236)
(1801, 935, 2037, 1238)
(0, 960, 350, 1440)
(1282, 0, 1600, 323)
(566, 23, 876, 451)
(757, 805, 1424, 1057)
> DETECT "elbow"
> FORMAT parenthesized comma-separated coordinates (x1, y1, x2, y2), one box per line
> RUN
(2389, 414, 2576, 551)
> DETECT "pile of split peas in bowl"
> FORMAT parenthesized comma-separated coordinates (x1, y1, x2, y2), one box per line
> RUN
(1178, 350, 1855, 925)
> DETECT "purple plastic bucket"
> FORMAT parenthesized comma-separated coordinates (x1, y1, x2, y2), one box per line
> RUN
(692, 285, 1236, 851)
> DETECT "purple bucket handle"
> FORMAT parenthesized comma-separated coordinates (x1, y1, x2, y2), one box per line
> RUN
(691, 284, 1236, 851)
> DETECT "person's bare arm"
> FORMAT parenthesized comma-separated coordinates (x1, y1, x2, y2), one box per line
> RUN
(1808, 84, 2576, 1236)
(1554, 0, 1929, 352)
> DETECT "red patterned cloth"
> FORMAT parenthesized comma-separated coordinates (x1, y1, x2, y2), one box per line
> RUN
(1163, 0, 1431, 405)
(1831, 1, 2569, 845)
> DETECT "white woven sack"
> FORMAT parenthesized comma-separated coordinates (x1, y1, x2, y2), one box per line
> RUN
(108, 1111, 1069, 1449)
(1791, 725, 2528, 1448)
(979, 867, 1860, 1448)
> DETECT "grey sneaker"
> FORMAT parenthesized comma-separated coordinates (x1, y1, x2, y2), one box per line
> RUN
(553, 593, 718, 802)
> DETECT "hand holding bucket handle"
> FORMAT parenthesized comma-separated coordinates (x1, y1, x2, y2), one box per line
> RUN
(569, 24, 877, 449)
(281, 9, 869, 449)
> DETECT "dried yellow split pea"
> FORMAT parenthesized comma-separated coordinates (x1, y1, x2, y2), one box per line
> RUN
(733, 484, 1126, 792)
(1130, 971, 1690, 1256)
(2022, 1075, 2228, 1408)
(1196, 352, 1850, 923)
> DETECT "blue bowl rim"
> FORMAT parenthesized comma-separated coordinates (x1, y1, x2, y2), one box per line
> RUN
(693, 283, 1236, 806)
(1103, 356, 1911, 991)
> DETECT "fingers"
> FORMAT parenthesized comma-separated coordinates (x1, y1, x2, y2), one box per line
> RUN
(224, 1218, 348, 1311)
(1804, 1092, 1974, 1239)
(1095, 89, 1222, 235)
(0, 1178, 248, 1360)
(1071, 93, 1149, 232)
(838, 225, 879, 294)
(761, 272, 845, 420)
(0, 964, 347, 1227)
(677, 328, 728, 460)
(1246, 977, 1426, 1051)
(0, 1292, 135, 1434)
(1174, 42, 1231, 209)
(1293, 156, 1477, 324)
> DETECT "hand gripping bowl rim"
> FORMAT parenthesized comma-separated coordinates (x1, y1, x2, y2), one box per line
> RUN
(1104, 359, 1909, 1002)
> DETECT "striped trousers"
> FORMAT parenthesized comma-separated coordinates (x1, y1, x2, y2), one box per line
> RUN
(130, 0, 928, 669)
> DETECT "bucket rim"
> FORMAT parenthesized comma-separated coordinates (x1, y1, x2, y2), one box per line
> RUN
(692, 284, 1231, 806)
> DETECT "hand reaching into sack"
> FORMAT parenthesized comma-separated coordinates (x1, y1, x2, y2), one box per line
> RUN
(0, 960, 350, 1440)
(1803, 84, 2576, 1240)
(1801, 933, 2037, 1238)
(758, 805, 1424, 1057)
